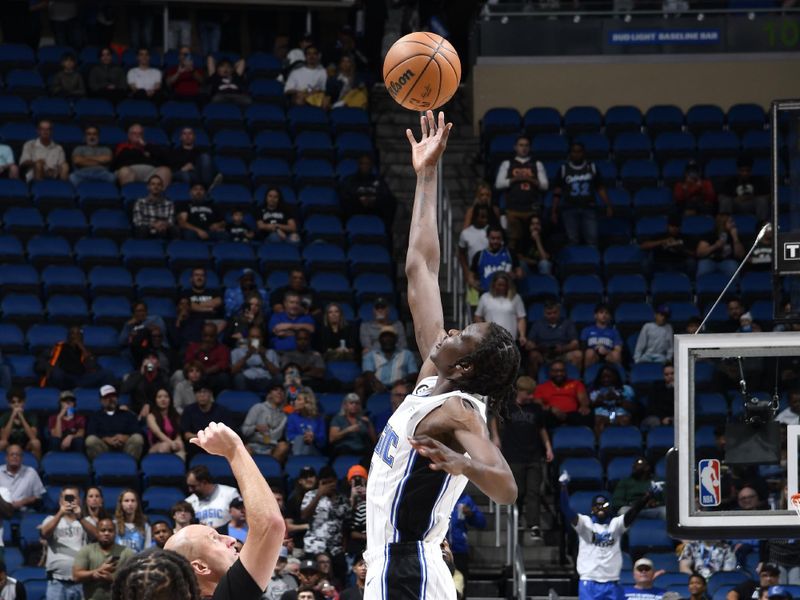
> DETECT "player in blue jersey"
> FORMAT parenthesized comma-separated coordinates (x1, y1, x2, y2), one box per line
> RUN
(364, 111, 519, 600)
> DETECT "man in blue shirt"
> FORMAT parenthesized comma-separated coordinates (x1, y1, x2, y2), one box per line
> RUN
(469, 225, 523, 293)
(622, 558, 665, 600)
(268, 291, 315, 353)
(581, 303, 623, 368)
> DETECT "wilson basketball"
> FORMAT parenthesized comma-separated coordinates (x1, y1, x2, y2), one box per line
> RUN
(383, 32, 461, 111)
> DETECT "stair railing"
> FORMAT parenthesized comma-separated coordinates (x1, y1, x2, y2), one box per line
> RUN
(490, 501, 526, 600)
(438, 169, 471, 328)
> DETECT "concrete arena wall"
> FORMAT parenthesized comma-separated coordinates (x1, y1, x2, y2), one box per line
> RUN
(471, 53, 800, 129)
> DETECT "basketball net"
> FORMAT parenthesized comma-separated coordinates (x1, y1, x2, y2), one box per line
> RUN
(791, 493, 800, 519)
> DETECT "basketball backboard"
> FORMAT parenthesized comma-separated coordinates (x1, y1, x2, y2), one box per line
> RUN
(667, 332, 800, 539)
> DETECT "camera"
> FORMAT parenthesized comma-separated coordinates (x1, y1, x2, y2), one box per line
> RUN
(743, 394, 777, 427)
(146, 363, 155, 373)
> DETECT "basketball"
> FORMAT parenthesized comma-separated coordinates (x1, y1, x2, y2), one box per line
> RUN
(383, 32, 462, 111)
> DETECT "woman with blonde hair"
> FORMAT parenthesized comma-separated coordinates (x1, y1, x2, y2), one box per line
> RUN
(285, 388, 327, 456)
(114, 489, 151, 552)
(463, 181, 501, 230)
(474, 272, 527, 344)
(315, 302, 358, 360)
(328, 393, 376, 458)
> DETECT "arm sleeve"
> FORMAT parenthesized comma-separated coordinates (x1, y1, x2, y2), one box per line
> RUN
(285, 416, 300, 441)
(240, 406, 260, 439)
(362, 352, 375, 373)
(494, 160, 510, 190)
(513, 295, 526, 319)
(536, 161, 548, 191)
(466, 497, 487, 529)
(20, 141, 33, 165)
(268, 413, 287, 442)
(633, 324, 647, 362)
(16, 580, 26, 600)
(474, 295, 487, 318)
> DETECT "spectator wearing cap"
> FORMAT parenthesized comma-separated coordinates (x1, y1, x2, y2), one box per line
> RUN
(284, 45, 327, 106)
(85, 386, 144, 461)
(328, 394, 376, 458)
(727, 562, 780, 600)
(345, 465, 368, 558)
(179, 385, 233, 458)
(241, 384, 290, 462)
(216, 497, 248, 549)
(765, 586, 793, 600)
(269, 292, 317, 353)
(447, 491, 486, 588)
(279, 330, 326, 389)
(224, 269, 268, 319)
(279, 560, 322, 600)
(634, 306, 674, 364)
(48, 390, 86, 453)
(719, 155, 770, 223)
(285, 388, 327, 457)
(612, 457, 665, 520)
(358, 297, 408, 355)
(580, 303, 623, 369)
(622, 558, 666, 600)
(285, 466, 317, 549)
(673, 160, 716, 216)
(359, 327, 418, 398)
(266, 546, 298, 600)
(0, 389, 42, 460)
(300, 466, 350, 585)
(0, 443, 45, 513)
(0, 560, 25, 599)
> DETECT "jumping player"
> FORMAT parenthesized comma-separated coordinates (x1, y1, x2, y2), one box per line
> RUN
(364, 110, 519, 600)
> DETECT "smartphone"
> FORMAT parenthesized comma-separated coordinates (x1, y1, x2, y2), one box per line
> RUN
(64, 494, 76, 503)
(107, 556, 120, 564)
(251, 338, 260, 349)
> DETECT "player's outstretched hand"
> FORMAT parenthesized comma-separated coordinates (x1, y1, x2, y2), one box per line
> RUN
(406, 110, 453, 174)
(558, 470, 570, 486)
(190, 422, 244, 461)
(409, 435, 468, 476)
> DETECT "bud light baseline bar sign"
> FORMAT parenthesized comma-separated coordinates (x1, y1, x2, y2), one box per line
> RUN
(608, 29, 721, 45)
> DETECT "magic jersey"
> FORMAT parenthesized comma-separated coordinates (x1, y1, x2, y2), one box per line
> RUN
(574, 513, 628, 582)
(366, 376, 487, 551)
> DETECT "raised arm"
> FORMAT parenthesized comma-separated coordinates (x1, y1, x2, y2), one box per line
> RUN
(404, 110, 452, 366)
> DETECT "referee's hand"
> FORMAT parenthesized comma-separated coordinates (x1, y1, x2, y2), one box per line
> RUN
(190, 422, 244, 461)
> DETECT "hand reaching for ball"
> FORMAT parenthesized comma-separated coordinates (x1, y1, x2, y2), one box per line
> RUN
(406, 110, 453, 174)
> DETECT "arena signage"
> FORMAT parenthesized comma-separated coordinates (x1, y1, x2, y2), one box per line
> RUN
(608, 28, 721, 45)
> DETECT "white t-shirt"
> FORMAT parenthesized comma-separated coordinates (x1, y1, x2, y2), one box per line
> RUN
(0, 487, 9, 548)
(475, 293, 525, 341)
(186, 484, 241, 528)
(776, 407, 800, 426)
(573, 514, 627, 582)
(127, 67, 162, 91)
(284, 65, 327, 93)
(41, 514, 87, 579)
(458, 225, 489, 264)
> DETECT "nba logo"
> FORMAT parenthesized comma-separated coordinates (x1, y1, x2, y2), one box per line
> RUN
(698, 459, 721, 507)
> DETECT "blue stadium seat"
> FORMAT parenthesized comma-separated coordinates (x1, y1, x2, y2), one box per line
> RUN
(346, 215, 385, 244)
(253, 455, 283, 480)
(117, 99, 159, 126)
(246, 52, 282, 78)
(606, 456, 636, 492)
(91, 296, 131, 326)
(740, 271, 772, 303)
(336, 132, 374, 160)
(250, 157, 292, 186)
(0, 235, 24, 263)
(74, 98, 116, 125)
(696, 392, 728, 425)
(741, 129, 770, 157)
(6, 69, 45, 98)
(620, 159, 658, 190)
(203, 103, 243, 132)
(19, 514, 49, 550)
(92, 452, 138, 486)
(727, 103, 766, 134)
(257, 242, 301, 272)
(2, 294, 43, 326)
(630, 362, 665, 393)
(704, 158, 738, 183)
(558, 245, 601, 277)
(304, 214, 344, 244)
(633, 187, 671, 217)
(81, 325, 117, 355)
(76, 181, 120, 212)
(0, 122, 37, 147)
(90, 209, 130, 238)
(25, 579, 48, 600)
(0, 323, 24, 353)
(214, 129, 252, 157)
(98, 125, 126, 147)
(531, 133, 568, 160)
(634, 216, 668, 241)
(4, 207, 45, 237)
(695, 273, 735, 306)
(603, 245, 644, 276)
(332, 455, 361, 480)
(41, 265, 86, 295)
(295, 131, 334, 161)
(613, 132, 651, 161)
(598, 426, 642, 463)
(285, 455, 328, 481)
(254, 131, 293, 159)
(0, 95, 28, 122)
(0, 43, 36, 69)
(559, 457, 603, 491)
(46, 294, 89, 325)
(190, 454, 235, 486)
(665, 301, 700, 329)
(23, 387, 58, 414)
(141, 454, 186, 486)
(310, 273, 351, 303)
(216, 390, 260, 417)
(167, 240, 211, 271)
(653, 132, 695, 162)
(348, 244, 392, 274)
(294, 159, 335, 187)
(135, 268, 176, 298)
(329, 107, 371, 134)
(27, 235, 72, 266)
(326, 361, 361, 386)
(607, 274, 647, 306)
(697, 130, 740, 161)
(661, 159, 689, 186)
(0, 179, 29, 209)
(4, 547, 23, 573)
(562, 274, 603, 307)
(651, 272, 692, 304)
(686, 103, 725, 135)
(88, 266, 134, 297)
(573, 132, 609, 160)
(303, 241, 347, 272)
(680, 215, 715, 243)
(6, 353, 36, 383)
(564, 106, 602, 134)
(212, 242, 256, 273)
(353, 273, 393, 303)
(482, 108, 521, 139)
(644, 105, 684, 135)
(46, 207, 88, 237)
(159, 101, 202, 130)
(75, 237, 119, 268)
(120, 239, 165, 268)
(733, 214, 758, 240)
(142, 487, 185, 515)
(487, 134, 516, 168)
(30, 97, 71, 122)
(552, 426, 595, 458)
(298, 186, 339, 216)
(0, 263, 39, 293)
(603, 105, 642, 137)
(627, 520, 675, 554)
(249, 79, 285, 104)
(42, 451, 93, 485)
(288, 105, 328, 133)
(646, 426, 674, 461)
(26, 324, 66, 353)
(520, 107, 560, 137)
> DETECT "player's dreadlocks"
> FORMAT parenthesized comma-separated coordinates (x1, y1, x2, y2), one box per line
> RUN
(111, 548, 200, 600)
(456, 322, 520, 419)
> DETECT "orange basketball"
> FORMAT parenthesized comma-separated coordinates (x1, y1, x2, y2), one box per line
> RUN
(383, 32, 461, 111)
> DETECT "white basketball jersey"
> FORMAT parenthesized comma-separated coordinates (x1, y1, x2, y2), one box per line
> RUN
(366, 376, 487, 551)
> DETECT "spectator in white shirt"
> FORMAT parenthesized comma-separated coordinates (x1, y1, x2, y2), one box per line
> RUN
(474, 272, 526, 344)
(458, 204, 490, 286)
(284, 45, 327, 106)
(184, 465, 241, 529)
(0, 444, 45, 512)
(0, 144, 19, 180)
(776, 390, 800, 426)
(19, 120, 69, 182)
(127, 48, 162, 99)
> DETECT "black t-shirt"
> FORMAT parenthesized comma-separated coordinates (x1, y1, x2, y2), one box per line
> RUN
(209, 73, 247, 96)
(212, 558, 263, 600)
(340, 587, 365, 600)
(731, 581, 759, 600)
(169, 146, 202, 171)
(652, 235, 692, 266)
(722, 175, 769, 198)
(556, 160, 602, 208)
(182, 286, 223, 319)
(259, 206, 295, 226)
(499, 402, 545, 463)
(179, 200, 222, 230)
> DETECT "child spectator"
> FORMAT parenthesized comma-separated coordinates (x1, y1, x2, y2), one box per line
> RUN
(50, 53, 86, 97)
(227, 209, 255, 243)
(581, 303, 623, 368)
(113, 489, 151, 552)
(47, 390, 86, 453)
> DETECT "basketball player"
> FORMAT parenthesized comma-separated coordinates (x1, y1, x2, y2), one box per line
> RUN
(166, 422, 284, 600)
(364, 110, 519, 600)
